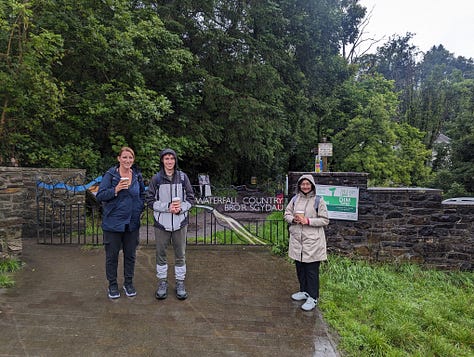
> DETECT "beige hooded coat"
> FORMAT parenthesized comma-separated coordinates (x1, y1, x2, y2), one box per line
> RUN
(284, 174, 329, 263)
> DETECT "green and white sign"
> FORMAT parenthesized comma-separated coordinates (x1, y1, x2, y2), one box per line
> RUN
(316, 184, 359, 221)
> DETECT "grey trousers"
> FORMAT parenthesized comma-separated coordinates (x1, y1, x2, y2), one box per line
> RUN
(155, 226, 188, 281)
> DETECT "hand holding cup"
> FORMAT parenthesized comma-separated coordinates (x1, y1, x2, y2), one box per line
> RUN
(120, 177, 130, 189)
(294, 210, 305, 224)
(171, 197, 181, 214)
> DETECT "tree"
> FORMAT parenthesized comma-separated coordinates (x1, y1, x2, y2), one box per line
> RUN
(0, 0, 64, 166)
(16, 0, 198, 178)
(339, 0, 368, 63)
(331, 73, 431, 186)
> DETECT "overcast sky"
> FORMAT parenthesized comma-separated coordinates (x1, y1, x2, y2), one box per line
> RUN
(358, 0, 474, 59)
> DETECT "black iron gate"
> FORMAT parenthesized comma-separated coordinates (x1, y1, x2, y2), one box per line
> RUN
(35, 178, 287, 247)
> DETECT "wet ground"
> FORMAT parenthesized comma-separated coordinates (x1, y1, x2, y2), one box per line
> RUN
(0, 239, 340, 356)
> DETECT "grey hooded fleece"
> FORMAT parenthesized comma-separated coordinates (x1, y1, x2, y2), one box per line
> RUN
(145, 148, 195, 232)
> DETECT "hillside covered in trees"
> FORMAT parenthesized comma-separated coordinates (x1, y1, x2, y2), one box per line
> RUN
(1, 0, 473, 197)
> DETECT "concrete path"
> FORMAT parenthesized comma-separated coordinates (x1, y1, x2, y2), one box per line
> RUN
(0, 240, 340, 356)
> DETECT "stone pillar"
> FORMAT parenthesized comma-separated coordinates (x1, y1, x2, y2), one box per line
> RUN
(0, 167, 24, 257)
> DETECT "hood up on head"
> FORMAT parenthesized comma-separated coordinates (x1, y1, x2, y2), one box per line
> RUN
(296, 174, 316, 194)
(159, 148, 179, 171)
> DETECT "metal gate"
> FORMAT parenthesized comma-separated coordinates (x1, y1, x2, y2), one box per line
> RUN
(35, 177, 287, 247)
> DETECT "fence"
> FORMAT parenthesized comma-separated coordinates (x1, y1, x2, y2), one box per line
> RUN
(35, 184, 288, 247)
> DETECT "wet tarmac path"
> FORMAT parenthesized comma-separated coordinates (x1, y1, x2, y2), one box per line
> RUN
(0, 239, 339, 356)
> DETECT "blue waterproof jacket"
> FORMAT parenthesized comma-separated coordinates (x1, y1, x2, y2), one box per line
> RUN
(96, 165, 145, 232)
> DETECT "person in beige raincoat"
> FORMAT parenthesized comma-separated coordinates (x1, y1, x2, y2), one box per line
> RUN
(284, 174, 329, 311)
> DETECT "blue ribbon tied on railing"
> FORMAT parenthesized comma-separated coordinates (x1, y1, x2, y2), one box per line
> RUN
(36, 176, 103, 192)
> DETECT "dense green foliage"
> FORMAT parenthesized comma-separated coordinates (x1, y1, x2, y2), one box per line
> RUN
(320, 255, 474, 356)
(1, 1, 473, 195)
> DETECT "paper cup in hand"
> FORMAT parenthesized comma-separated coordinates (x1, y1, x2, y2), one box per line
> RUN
(172, 197, 181, 209)
(120, 177, 129, 188)
(295, 210, 305, 219)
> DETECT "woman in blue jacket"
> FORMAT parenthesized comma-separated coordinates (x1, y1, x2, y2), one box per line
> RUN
(96, 147, 145, 299)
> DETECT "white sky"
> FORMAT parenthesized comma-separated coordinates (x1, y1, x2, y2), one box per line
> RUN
(358, 0, 474, 59)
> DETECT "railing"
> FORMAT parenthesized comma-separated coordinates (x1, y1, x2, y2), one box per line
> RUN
(36, 200, 288, 247)
(35, 174, 288, 247)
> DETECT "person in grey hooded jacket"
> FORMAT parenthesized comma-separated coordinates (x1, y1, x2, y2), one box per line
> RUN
(146, 148, 195, 300)
(284, 174, 329, 311)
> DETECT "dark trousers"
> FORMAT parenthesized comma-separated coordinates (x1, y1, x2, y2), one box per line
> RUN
(104, 229, 139, 287)
(295, 260, 321, 300)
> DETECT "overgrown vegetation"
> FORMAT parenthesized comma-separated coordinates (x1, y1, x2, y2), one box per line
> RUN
(0, 257, 22, 288)
(1, 1, 473, 196)
(319, 255, 474, 356)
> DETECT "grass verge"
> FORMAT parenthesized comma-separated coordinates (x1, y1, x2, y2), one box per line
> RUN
(319, 255, 474, 356)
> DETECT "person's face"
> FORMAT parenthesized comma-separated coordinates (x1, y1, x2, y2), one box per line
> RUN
(162, 154, 176, 171)
(118, 150, 134, 169)
(300, 179, 312, 194)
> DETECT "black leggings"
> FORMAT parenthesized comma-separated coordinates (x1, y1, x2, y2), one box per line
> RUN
(295, 260, 321, 300)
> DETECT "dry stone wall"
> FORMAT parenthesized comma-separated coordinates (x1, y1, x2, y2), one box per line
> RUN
(288, 172, 473, 271)
(0, 167, 85, 257)
(1, 168, 472, 271)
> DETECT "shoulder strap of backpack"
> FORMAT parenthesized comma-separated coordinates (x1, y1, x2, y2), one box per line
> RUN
(314, 195, 320, 214)
(290, 195, 319, 213)
(289, 195, 297, 207)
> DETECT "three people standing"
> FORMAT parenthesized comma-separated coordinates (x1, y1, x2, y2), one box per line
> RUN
(284, 174, 329, 311)
(97, 150, 326, 312)
(96, 147, 146, 299)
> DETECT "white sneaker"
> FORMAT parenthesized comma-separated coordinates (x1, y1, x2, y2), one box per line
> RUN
(301, 297, 317, 311)
(291, 291, 309, 301)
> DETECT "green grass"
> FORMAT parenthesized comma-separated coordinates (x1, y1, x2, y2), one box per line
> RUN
(0, 257, 22, 288)
(261, 213, 473, 355)
(319, 255, 474, 356)
(186, 209, 287, 245)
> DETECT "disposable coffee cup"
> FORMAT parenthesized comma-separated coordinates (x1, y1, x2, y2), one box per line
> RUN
(295, 210, 305, 219)
(120, 177, 130, 188)
(171, 197, 181, 211)
(172, 197, 181, 206)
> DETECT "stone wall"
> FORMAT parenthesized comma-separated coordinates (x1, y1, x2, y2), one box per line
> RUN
(288, 172, 473, 271)
(0, 167, 85, 257)
(0, 168, 24, 257)
(2, 168, 472, 270)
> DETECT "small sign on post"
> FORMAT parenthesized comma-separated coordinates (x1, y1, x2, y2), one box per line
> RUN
(317, 140, 333, 172)
(318, 142, 333, 157)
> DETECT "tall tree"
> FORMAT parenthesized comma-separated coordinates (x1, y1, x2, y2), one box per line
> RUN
(31, 0, 196, 177)
(0, 0, 64, 166)
(152, 0, 295, 183)
(331, 74, 431, 186)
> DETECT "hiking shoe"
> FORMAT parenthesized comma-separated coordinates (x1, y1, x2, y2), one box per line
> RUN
(123, 284, 137, 297)
(175, 280, 188, 300)
(291, 291, 309, 301)
(155, 280, 168, 300)
(108, 285, 120, 299)
(301, 297, 318, 311)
